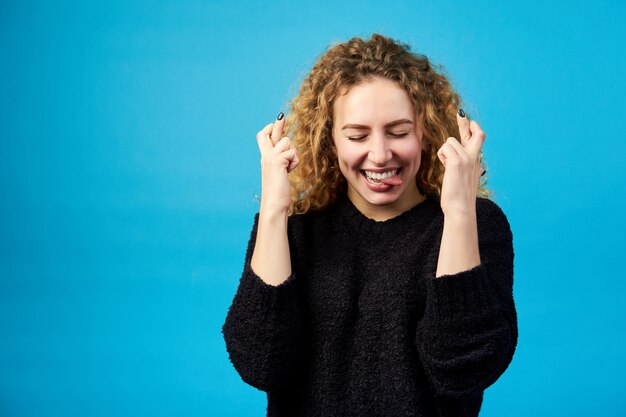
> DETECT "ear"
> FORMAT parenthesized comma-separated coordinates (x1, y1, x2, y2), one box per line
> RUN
(331, 144, 337, 156)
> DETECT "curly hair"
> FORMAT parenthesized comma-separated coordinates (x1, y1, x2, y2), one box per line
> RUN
(283, 33, 492, 215)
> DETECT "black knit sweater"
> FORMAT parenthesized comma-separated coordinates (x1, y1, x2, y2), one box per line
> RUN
(222, 192, 517, 417)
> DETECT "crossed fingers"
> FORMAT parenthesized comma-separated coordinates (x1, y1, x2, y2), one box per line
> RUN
(456, 110, 486, 156)
(437, 110, 486, 176)
(255, 112, 299, 173)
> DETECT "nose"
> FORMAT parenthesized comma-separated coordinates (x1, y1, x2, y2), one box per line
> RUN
(368, 133, 392, 165)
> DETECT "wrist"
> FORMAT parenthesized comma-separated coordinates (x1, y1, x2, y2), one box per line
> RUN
(441, 213, 479, 256)
(443, 209, 476, 220)
(259, 203, 289, 222)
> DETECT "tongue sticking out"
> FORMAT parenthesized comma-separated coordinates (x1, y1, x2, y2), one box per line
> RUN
(381, 174, 403, 186)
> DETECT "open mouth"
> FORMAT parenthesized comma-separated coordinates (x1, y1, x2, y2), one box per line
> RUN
(360, 168, 401, 185)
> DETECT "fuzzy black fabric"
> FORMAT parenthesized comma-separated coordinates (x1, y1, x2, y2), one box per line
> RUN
(222, 192, 517, 417)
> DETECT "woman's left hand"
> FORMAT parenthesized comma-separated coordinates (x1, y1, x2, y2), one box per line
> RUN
(436, 110, 486, 216)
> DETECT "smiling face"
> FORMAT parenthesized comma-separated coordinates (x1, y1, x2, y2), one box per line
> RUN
(332, 76, 425, 220)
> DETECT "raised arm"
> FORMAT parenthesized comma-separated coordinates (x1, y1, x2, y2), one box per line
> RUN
(417, 111, 517, 398)
(222, 112, 305, 392)
(416, 199, 517, 399)
(435, 110, 486, 278)
(251, 112, 299, 286)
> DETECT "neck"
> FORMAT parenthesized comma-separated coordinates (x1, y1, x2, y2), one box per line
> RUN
(348, 184, 426, 222)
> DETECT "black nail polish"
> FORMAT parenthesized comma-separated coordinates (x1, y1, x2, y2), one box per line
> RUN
(458, 109, 466, 118)
(481, 170, 487, 177)
(277, 112, 284, 120)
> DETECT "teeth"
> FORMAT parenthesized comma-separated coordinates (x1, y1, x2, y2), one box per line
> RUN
(364, 169, 397, 180)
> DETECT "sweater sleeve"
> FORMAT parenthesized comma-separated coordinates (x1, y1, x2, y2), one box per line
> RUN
(415, 198, 518, 399)
(221, 213, 306, 392)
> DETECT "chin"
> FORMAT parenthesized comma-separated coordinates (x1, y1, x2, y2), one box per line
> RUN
(364, 191, 404, 206)
(352, 183, 405, 207)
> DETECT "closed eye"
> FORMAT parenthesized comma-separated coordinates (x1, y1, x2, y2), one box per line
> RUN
(347, 132, 410, 141)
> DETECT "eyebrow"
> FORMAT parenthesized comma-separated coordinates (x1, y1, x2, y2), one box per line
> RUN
(341, 119, 414, 130)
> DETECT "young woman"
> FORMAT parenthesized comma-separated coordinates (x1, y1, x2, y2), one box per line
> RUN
(222, 33, 517, 417)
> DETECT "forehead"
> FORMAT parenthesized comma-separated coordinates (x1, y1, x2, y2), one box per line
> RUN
(334, 77, 415, 124)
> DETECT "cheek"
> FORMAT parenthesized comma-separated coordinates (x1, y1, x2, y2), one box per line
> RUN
(397, 140, 422, 162)
(336, 144, 361, 168)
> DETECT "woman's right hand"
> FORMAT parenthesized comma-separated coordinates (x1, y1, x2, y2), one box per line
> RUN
(256, 112, 299, 214)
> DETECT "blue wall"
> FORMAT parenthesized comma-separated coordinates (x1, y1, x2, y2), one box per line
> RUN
(1, 1, 625, 415)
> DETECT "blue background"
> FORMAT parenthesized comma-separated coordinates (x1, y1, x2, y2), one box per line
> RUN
(1, 0, 625, 416)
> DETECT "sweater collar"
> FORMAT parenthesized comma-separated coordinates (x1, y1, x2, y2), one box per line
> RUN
(332, 191, 441, 237)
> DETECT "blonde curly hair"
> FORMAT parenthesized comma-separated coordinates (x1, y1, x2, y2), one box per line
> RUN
(283, 33, 492, 215)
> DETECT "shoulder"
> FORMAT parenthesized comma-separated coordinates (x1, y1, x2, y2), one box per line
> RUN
(287, 207, 326, 236)
(476, 197, 508, 219)
(476, 197, 513, 239)
(287, 207, 319, 227)
(285, 203, 341, 249)
(287, 198, 339, 229)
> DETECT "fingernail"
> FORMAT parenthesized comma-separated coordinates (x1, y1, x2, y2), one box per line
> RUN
(481, 170, 487, 177)
(458, 109, 466, 118)
(277, 112, 284, 120)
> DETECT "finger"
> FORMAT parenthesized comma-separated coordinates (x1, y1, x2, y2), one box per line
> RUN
(437, 148, 446, 166)
(279, 148, 297, 171)
(457, 109, 471, 147)
(445, 137, 470, 163)
(271, 136, 292, 154)
(256, 123, 275, 156)
(287, 160, 299, 173)
(437, 140, 459, 166)
(287, 151, 300, 173)
(270, 112, 285, 146)
(466, 120, 486, 155)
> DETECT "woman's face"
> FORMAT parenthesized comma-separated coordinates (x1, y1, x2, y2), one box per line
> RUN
(332, 76, 424, 218)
